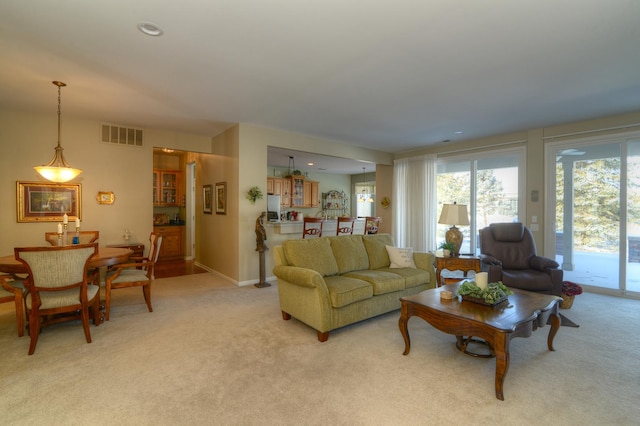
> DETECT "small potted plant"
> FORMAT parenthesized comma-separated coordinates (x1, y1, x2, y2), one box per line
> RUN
(438, 242, 455, 257)
(561, 281, 583, 309)
(246, 186, 263, 204)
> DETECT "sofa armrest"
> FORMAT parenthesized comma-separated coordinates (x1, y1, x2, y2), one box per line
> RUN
(272, 265, 325, 289)
(413, 251, 436, 287)
(529, 255, 559, 271)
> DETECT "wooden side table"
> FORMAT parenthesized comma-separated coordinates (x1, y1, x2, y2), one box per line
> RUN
(434, 255, 481, 287)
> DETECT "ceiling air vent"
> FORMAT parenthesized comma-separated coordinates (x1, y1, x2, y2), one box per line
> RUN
(101, 123, 144, 147)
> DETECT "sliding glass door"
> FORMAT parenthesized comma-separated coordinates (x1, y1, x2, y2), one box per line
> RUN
(436, 148, 524, 255)
(547, 137, 640, 296)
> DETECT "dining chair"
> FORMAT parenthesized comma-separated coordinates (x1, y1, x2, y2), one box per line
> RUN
(336, 217, 356, 236)
(302, 218, 323, 239)
(365, 217, 381, 234)
(0, 275, 26, 337)
(104, 232, 163, 321)
(45, 230, 99, 246)
(45, 230, 101, 284)
(14, 243, 99, 355)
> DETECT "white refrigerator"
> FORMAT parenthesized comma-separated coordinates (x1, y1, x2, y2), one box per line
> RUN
(267, 195, 281, 221)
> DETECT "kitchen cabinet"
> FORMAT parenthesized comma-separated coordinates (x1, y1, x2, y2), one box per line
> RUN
(267, 176, 318, 208)
(154, 226, 184, 260)
(267, 177, 291, 207)
(153, 170, 183, 206)
(304, 180, 319, 208)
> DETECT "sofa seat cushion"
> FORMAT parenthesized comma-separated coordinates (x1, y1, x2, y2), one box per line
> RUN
(282, 238, 339, 277)
(376, 267, 430, 288)
(328, 235, 369, 274)
(324, 275, 373, 308)
(342, 270, 405, 295)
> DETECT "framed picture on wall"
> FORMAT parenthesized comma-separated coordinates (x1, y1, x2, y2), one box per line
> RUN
(203, 184, 213, 214)
(215, 182, 226, 215)
(17, 181, 82, 223)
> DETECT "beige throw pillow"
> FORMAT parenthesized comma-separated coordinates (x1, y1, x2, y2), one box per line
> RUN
(385, 245, 416, 268)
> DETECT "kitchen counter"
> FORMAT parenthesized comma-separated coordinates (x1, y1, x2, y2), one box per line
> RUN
(267, 219, 365, 235)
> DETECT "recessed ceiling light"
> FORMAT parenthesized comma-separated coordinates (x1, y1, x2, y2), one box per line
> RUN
(454, 131, 464, 135)
(307, 162, 314, 166)
(137, 21, 164, 37)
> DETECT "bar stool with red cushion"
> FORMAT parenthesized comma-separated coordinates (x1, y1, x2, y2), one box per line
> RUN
(336, 217, 356, 236)
(365, 217, 381, 234)
(302, 218, 324, 239)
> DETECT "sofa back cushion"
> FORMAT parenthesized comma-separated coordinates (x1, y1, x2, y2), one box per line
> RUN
(328, 235, 369, 274)
(282, 238, 339, 277)
(362, 234, 395, 270)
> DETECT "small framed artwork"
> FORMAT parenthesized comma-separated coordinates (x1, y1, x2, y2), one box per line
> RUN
(215, 182, 226, 215)
(203, 184, 213, 214)
(17, 181, 82, 223)
(96, 191, 115, 205)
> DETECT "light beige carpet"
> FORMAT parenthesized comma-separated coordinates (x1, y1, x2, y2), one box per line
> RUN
(1, 274, 638, 425)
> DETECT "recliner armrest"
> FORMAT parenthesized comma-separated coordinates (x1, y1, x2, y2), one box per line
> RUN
(529, 255, 559, 271)
(479, 254, 502, 266)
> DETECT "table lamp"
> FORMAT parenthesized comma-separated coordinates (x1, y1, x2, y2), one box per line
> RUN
(438, 202, 469, 256)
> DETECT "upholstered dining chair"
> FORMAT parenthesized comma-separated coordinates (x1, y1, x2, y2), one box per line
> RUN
(104, 232, 162, 321)
(365, 217, 381, 234)
(14, 243, 99, 355)
(45, 230, 99, 246)
(0, 275, 25, 337)
(336, 217, 356, 236)
(45, 230, 101, 284)
(302, 218, 323, 239)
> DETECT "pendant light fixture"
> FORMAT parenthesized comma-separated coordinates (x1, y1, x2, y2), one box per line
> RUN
(359, 167, 374, 203)
(34, 81, 82, 183)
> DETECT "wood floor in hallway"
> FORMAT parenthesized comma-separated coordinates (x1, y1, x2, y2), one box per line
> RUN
(154, 259, 207, 279)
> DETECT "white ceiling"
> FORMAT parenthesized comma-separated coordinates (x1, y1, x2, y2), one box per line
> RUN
(2, 1, 640, 167)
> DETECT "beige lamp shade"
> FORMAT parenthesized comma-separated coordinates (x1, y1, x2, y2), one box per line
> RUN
(438, 203, 469, 256)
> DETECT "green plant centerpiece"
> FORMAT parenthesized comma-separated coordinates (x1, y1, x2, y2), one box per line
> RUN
(438, 242, 455, 252)
(456, 280, 513, 305)
(246, 186, 264, 204)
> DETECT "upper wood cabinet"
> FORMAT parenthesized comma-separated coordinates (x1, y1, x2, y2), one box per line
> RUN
(268, 176, 318, 208)
(304, 180, 319, 208)
(267, 177, 291, 207)
(153, 169, 183, 206)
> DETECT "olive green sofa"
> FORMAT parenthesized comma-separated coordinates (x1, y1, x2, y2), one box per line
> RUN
(272, 234, 436, 342)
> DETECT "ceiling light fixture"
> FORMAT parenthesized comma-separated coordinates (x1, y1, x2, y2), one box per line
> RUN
(137, 21, 164, 37)
(34, 81, 82, 183)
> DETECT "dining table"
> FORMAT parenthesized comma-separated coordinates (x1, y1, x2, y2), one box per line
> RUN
(0, 246, 133, 275)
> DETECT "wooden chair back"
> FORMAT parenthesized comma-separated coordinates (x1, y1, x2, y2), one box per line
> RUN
(302, 218, 324, 239)
(45, 230, 99, 246)
(336, 217, 356, 236)
(103, 232, 162, 321)
(365, 217, 381, 234)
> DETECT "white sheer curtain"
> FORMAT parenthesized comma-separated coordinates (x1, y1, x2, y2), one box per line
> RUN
(393, 154, 437, 252)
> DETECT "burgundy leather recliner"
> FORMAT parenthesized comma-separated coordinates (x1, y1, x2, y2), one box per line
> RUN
(478, 222, 563, 296)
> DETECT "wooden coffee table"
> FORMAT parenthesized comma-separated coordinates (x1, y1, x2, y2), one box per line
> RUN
(398, 283, 562, 400)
